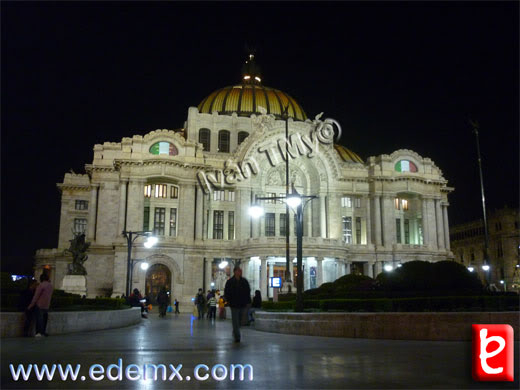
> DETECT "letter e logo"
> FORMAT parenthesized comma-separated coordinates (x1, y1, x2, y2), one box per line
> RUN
(472, 324, 514, 381)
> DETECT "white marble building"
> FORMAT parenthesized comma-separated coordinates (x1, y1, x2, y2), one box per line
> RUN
(35, 56, 454, 309)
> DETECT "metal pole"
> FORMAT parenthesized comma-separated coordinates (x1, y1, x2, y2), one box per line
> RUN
(295, 202, 304, 312)
(124, 231, 133, 297)
(471, 120, 491, 282)
(284, 106, 291, 287)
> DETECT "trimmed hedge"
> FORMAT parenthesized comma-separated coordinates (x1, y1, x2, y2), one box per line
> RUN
(1, 290, 127, 312)
(261, 295, 519, 312)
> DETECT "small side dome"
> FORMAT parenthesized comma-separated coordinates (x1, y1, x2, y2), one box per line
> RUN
(149, 141, 178, 156)
(334, 144, 364, 164)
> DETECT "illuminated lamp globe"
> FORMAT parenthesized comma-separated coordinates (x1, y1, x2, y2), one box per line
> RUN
(140, 262, 149, 271)
(384, 264, 393, 272)
(286, 195, 302, 209)
(249, 205, 264, 218)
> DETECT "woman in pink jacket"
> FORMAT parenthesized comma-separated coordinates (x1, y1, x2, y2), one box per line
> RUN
(27, 273, 53, 337)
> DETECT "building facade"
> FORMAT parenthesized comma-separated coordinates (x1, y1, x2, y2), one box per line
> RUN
(35, 57, 454, 309)
(450, 207, 520, 291)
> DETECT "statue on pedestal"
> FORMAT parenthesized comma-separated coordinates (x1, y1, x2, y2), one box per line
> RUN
(65, 233, 90, 275)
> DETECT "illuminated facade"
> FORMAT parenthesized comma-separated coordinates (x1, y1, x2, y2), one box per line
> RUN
(35, 56, 454, 308)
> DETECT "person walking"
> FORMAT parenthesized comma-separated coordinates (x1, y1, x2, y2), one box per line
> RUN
(156, 287, 169, 318)
(224, 266, 251, 343)
(27, 273, 54, 337)
(195, 288, 205, 319)
(249, 290, 262, 324)
(174, 298, 180, 314)
(208, 293, 217, 320)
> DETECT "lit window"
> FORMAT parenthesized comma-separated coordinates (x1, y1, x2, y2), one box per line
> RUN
(227, 191, 235, 202)
(154, 184, 167, 198)
(342, 216, 352, 244)
(199, 129, 211, 151)
(170, 185, 179, 199)
(266, 193, 277, 204)
(402, 199, 409, 211)
(149, 141, 178, 156)
(394, 198, 400, 210)
(144, 185, 152, 198)
(280, 213, 287, 236)
(341, 197, 352, 208)
(218, 130, 230, 153)
(265, 213, 276, 237)
(354, 197, 361, 208)
(213, 190, 225, 201)
(73, 218, 87, 234)
(279, 193, 285, 204)
(213, 210, 224, 239)
(154, 208, 165, 236)
(75, 200, 88, 210)
(395, 160, 418, 173)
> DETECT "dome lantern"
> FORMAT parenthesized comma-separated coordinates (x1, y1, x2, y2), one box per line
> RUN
(242, 53, 262, 84)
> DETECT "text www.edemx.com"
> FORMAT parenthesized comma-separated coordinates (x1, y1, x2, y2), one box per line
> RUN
(10, 359, 253, 382)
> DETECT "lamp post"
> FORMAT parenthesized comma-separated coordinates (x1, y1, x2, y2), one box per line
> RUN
(122, 230, 157, 297)
(470, 120, 491, 281)
(282, 105, 292, 289)
(250, 185, 317, 312)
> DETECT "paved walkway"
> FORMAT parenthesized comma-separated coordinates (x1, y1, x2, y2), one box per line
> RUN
(1, 313, 518, 389)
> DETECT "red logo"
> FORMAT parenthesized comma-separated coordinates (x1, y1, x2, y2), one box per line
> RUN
(472, 324, 514, 381)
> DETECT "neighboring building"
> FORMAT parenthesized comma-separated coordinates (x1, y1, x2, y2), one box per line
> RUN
(450, 207, 520, 291)
(35, 55, 454, 308)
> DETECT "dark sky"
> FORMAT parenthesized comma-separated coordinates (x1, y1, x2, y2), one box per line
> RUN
(2, 2, 518, 274)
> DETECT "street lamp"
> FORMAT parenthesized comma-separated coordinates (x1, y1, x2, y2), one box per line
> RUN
(128, 259, 150, 293)
(468, 266, 475, 272)
(250, 184, 317, 312)
(122, 230, 157, 297)
(384, 264, 393, 272)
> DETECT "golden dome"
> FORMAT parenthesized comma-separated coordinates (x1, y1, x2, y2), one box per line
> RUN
(198, 84, 307, 121)
(198, 54, 307, 121)
(334, 144, 364, 164)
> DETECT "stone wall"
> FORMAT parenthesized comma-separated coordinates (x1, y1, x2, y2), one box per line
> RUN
(255, 311, 520, 341)
(1, 308, 142, 338)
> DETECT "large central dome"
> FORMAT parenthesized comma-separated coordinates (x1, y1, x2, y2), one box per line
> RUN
(197, 54, 307, 121)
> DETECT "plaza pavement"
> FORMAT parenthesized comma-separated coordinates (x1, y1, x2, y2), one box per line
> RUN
(1, 312, 518, 389)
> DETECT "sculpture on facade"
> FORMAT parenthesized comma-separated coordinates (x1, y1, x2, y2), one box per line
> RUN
(65, 233, 90, 275)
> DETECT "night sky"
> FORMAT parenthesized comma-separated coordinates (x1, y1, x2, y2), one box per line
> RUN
(2, 2, 518, 274)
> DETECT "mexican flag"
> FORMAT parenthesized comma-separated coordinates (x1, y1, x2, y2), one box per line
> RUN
(150, 142, 176, 156)
(395, 160, 417, 172)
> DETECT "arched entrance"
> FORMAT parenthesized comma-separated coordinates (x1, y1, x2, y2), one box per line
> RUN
(145, 263, 171, 304)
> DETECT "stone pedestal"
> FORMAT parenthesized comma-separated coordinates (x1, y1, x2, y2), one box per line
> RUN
(61, 275, 87, 297)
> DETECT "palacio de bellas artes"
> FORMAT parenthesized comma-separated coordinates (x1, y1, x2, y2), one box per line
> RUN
(34, 55, 454, 309)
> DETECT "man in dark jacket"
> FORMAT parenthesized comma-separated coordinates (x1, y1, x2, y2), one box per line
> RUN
(224, 266, 251, 342)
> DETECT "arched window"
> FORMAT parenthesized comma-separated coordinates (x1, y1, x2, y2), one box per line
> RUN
(199, 128, 211, 151)
(237, 131, 249, 145)
(218, 130, 230, 153)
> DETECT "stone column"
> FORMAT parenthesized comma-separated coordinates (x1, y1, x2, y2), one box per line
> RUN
(117, 179, 128, 234)
(268, 259, 274, 298)
(363, 261, 374, 278)
(435, 199, 445, 250)
(207, 198, 213, 239)
(345, 261, 351, 275)
(88, 184, 99, 241)
(306, 203, 313, 237)
(195, 186, 204, 240)
(205, 258, 213, 291)
(374, 261, 384, 276)
(373, 196, 382, 246)
(443, 204, 450, 251)
(421, 197, 429, 246)
(381, 196, 395, 247)
(317, 257, 324, 286)
(365, 197, 372, 245)
(241, 258, 250, 280)
(320, 194, 327, 238)
(259, 213, 265, 237)
(427, 198, 438, 249)
(260, 257, 268, 300)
